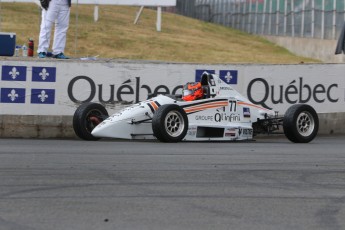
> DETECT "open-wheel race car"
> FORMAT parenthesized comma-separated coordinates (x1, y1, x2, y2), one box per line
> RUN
(73, 72, 319, 143)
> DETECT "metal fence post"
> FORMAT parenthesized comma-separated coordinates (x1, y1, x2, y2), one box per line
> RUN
(213, 0, 219, 24)
(236, 0, 241, 29)
(284, 0, 287, 36)
(225, 0, 229, 26)
(301, 0, 305, 37)
(312, 0, 315, 38)
(247, 1, 252, 33)
(222, 0, 226, 26)
(291, 0, 295, 37)
(333, 0, 337, 39)
(234, 0, 236, 28)
(254, 0, 258, 34)
(268, 0, 272, 35)
(0, 0, 2, 33)
(321, 0, 325, 39)
(242, 0, 246, 31)
(276, 0, 280, 35)
(262, 0, 267, 34)
(231, 0, 234, 27)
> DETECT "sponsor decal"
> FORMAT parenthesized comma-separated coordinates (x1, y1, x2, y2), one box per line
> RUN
(31, 89, 55, 104)
(247, 77, 338, 109)
(146, 100, 161, 113)
(215, 113, 240, 122)
(243, 107, 251, 118)
(224, 128, 236, 137)
(195, 115, 213, 121)
(195, 69, 216, 82)
(220, 86, 233, 91)
(219, 70, 238, 84)
(181, 99, 228, 114)
(237, 101, 270, 111)
(1, 65, 26, 81)
(68, 76, 182, 104)
(32, 67, 56, 82)
(238, 128, 253, 137)
(69, 70, 242, 105)
(195, 69, 238, 85)
(187, 127, 197, 136)
(0, 88, 26, 103)
(212, 100, 240, 122)
(229, 100, 237, 112)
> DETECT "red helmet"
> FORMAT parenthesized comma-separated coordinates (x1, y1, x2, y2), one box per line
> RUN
(182, 82, 204, 101)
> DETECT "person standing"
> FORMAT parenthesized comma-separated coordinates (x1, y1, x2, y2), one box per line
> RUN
(37, 0, 71, 59)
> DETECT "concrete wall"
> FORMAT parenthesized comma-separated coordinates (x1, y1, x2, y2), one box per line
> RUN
(264, 36, 345, 64)
(2, 59, 345, 139)
(0, 115, 74, 139)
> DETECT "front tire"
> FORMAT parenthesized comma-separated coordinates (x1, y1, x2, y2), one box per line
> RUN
(152, 104, 188, 143)
(73, 102, 109, 141)
(283, 104, 319, 143)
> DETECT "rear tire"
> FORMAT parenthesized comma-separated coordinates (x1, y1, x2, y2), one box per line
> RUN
(73, 102, 109, 141)
(283, 104, 319, 143)
(152, 104, 188, 143)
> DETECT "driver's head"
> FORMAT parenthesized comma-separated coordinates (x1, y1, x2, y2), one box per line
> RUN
(182, 82, 204, 101)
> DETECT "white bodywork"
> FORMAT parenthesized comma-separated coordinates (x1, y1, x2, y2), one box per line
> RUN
(91, 73, 275, 141)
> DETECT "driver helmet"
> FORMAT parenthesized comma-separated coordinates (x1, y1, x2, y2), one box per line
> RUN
(182, 82, 204, 101)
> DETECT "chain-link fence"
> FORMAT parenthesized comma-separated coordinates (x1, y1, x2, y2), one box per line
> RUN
(176, 0, 345, 40)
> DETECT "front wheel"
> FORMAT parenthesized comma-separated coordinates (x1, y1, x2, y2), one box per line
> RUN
(283, 104, 319, 143)
(73, 102, 109, 141)
(152, 104, 188, 143)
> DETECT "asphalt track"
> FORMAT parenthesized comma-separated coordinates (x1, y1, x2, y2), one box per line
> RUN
(0, 136, 344, 230)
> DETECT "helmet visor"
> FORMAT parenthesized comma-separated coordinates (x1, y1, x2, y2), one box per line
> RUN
(183, 89, 193, 96)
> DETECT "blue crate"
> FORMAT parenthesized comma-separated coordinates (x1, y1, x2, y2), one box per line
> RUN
(0, 32, 16, 56)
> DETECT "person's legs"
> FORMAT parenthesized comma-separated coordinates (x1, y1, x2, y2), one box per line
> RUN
(37, 1, 59, 54)
(52, 4, 70, 56)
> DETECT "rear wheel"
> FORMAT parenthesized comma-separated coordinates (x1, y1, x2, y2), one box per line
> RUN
(152, 104, 188, 142)
(73, 102, 109, 141)
(283, 104, 318, 143)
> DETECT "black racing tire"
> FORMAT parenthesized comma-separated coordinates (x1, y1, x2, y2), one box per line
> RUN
(152, 104, 188, 143)
(283, 104, 319, 143)
(73, 102, 109, 141)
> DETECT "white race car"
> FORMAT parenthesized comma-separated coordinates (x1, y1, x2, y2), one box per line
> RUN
(73, 72, 319, 143)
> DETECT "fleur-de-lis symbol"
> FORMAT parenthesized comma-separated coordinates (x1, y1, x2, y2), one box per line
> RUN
(9, 67, 20, 80)
(39, 68, 49, 80)
(38, 90, 49, 102)
(225, 72, 232, 83)
(8, 89, 19, 101)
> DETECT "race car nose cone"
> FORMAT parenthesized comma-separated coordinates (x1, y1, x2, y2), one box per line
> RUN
(91, 126, 103, 137)
(91, 122, 113, 138)
(91, 120, 133, 139)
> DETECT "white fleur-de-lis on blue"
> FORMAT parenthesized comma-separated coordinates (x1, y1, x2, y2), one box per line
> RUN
(225, 71, 232, 83)
(8, 89, 19, 101)
(39, 68, 49, 80)
(9, 67, 20, 80)
(38, 90, 48, 102)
